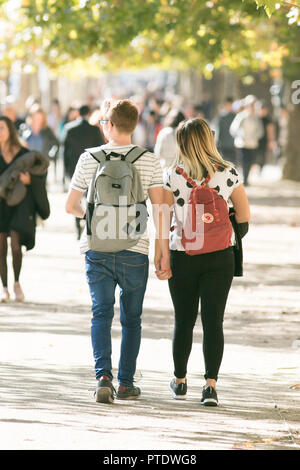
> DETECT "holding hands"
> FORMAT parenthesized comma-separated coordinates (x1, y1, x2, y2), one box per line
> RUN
(154, 241, 172, 281)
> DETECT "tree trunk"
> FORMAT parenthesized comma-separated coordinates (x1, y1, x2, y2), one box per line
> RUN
(283, 101, 300, 181)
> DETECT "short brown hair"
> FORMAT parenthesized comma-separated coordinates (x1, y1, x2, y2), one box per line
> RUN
(103, 99, 139, 134)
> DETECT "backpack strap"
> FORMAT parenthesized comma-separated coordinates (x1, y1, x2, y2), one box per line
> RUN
(176, 166, 212, 187)
(124, 146, 148, 164)
(176, 167, 198, 187)
(86, 146, 147, 164)
(200, 172, 211, 187)
(176, 165, 221, 187)
(85, 147, 107, 163)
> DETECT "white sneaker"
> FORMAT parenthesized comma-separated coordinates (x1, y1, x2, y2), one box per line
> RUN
(14, 282, 25, 302)
(1, 287, 10, 303)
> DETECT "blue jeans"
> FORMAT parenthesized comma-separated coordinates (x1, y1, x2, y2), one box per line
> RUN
(85, 249, 149, 386)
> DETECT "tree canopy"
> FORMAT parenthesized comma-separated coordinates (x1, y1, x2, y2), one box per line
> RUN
(0, 1, 299, 79)
(1, 1, 300, 180)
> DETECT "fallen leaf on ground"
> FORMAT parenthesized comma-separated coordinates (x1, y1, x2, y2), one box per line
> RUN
(289, 384, 300, 390)
(243, 442, 256, 449)
(233, 441, 256, 449)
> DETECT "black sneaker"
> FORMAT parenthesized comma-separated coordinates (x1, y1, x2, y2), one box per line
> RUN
(116, 384, 141, 400)
(169, 378, 187, 400)
(95, 375, 115, 404)
(201, 386, 218, 406)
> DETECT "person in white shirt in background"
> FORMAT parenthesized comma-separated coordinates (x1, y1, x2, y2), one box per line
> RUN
(154, 109, 186, 169)
(230, 95, 264, 186)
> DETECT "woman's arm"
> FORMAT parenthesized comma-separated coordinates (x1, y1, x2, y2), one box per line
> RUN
(229, 185, 250, 223)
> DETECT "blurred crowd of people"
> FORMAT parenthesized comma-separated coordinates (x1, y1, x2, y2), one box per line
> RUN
(0, 89, 288, 189)
(0, 89, 288, 247)
(131, 92, 287, 187)
(0, 88, 290, 303)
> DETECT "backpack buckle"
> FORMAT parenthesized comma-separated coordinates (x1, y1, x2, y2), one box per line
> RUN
(106, 152, 125, 161)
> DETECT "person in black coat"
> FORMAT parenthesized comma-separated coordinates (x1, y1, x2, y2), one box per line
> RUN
(63, 105, 105, 238)
(0, 116, 50, 303)
(63, 105, 105, 179)
(217, 97, 237, 165)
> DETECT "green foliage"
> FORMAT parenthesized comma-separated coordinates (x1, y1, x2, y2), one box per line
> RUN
(0, 0, 299, 79)
(255, 0, 279, 17)
(254, 0, 300, 17)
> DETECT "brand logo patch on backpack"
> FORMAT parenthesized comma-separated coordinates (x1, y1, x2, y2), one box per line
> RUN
(85, 146, 148, 252)
(202, 213, 214, 224)
(175, 166, 233, 255)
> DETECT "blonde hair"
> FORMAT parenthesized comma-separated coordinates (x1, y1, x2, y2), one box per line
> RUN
(174, 118, 231, 180)
(102, 99, 138, 134)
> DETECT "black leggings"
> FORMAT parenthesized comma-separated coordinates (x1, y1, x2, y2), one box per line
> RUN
(0, 231, 22, 288)
(168, 247, 234, 381)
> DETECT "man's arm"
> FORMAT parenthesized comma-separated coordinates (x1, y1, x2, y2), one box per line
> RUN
(148, 186, 171, 277)
(65, 150, 95, 217)
(154, 188, 175, 275)
(65, 188, 85, 218)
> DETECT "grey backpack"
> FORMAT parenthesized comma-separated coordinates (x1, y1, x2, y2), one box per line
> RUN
(85, 146, 148, 252)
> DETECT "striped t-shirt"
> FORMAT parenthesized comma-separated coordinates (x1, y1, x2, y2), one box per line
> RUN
(70, 143, 163, 255)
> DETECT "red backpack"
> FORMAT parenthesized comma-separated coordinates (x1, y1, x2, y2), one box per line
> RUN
(175, 165, 233, 255)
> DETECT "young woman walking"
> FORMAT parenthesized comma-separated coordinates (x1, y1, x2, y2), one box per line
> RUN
(155, 118, 250, 406)
(0, 116, 50, 302)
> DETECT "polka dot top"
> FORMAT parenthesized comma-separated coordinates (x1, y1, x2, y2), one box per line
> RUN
(163, 163, 243, 251)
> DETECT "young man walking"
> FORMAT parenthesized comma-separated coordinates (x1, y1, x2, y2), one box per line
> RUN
(65, 99, 170, 403)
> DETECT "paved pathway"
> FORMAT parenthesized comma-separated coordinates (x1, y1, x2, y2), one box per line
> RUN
(0, 163, 299, 450)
